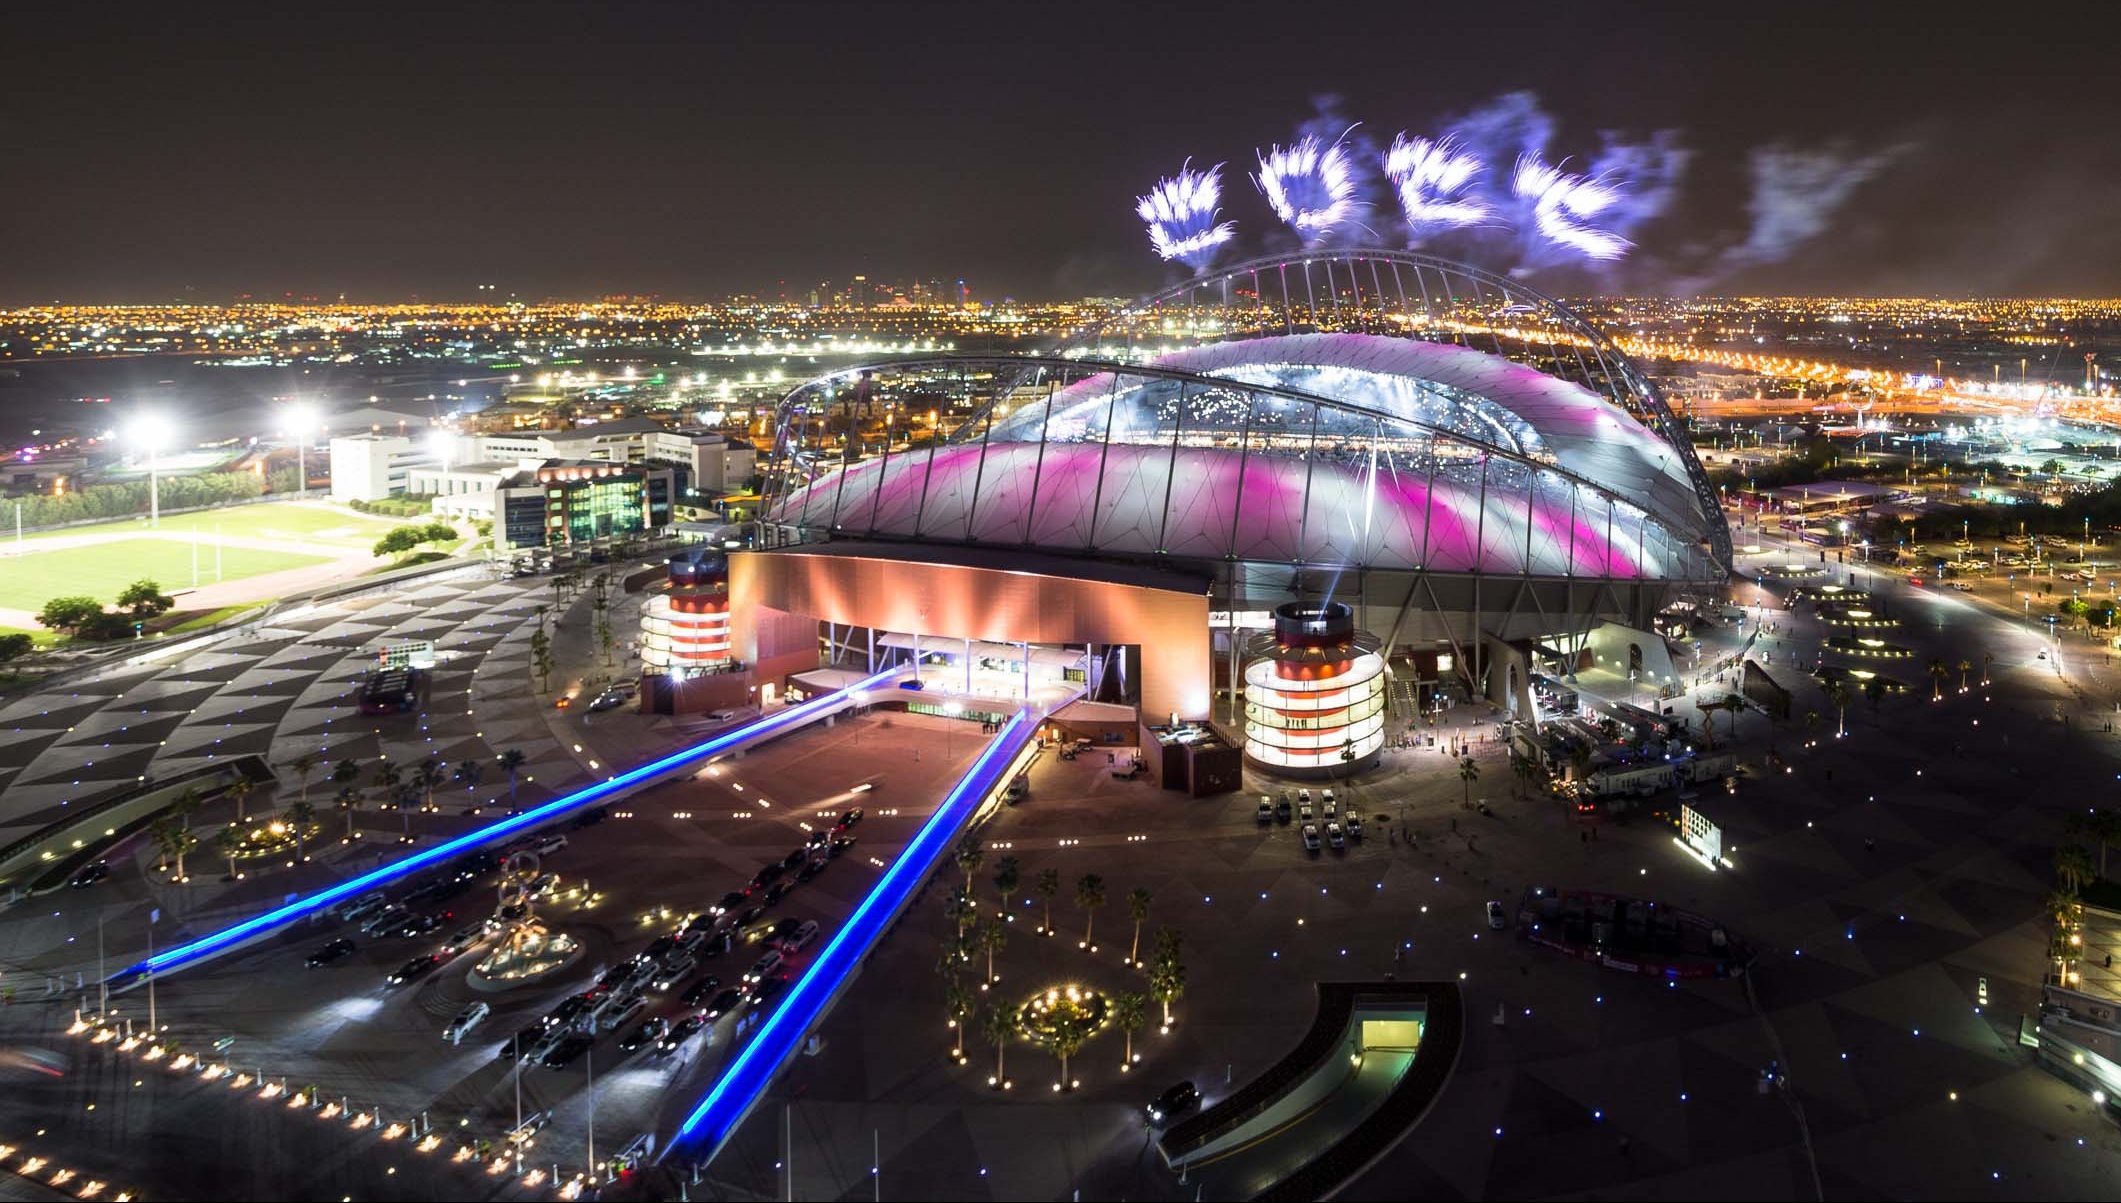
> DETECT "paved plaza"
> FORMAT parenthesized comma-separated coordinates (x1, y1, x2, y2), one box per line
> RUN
(0, 523, 2118, 1200)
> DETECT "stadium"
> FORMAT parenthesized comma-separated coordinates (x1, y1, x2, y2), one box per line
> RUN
(729, 250, 1729, 777)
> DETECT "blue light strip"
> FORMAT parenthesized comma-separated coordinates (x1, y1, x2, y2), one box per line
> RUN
(112, 667, 902, 985)
(673, 709, 1033, 1158)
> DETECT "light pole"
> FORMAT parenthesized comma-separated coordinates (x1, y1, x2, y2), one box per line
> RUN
(286, 402, 317, 498)
(129, 415, 172, 529)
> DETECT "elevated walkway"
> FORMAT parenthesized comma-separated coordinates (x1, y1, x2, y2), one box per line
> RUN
(107, 665, 918, 988)
(671, 685, 1079, 1165)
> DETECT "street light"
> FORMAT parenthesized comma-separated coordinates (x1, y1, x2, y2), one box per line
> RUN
(285, 402, 317, 498)
(128, 414, 173, 528)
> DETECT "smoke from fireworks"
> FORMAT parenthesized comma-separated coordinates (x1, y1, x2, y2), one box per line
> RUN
(1384, 134, 1490, 242)
(1254, 134, 1358, 244)
(1511, 153, 1629, 261)
(1135, 160, 1236, 271)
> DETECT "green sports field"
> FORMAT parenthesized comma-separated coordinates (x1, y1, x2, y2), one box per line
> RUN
(15, 500, 407, 554)
(0, 538, 331, 610)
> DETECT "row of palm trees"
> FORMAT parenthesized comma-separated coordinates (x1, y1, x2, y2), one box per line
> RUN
(142, 746, 534, 883)
(942, 837, 1187, 1089)
(2049, 810, 2119, 986)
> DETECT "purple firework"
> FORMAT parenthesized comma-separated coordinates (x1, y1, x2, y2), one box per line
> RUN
(1253, 134, 1357, 244)
(1136, 160, 1236, 270)
(1511, 153, 1629, 261)
(1384, 134, 1491, 240)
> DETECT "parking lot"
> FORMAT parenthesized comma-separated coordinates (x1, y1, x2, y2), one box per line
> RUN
(0, 711, 981, 1199)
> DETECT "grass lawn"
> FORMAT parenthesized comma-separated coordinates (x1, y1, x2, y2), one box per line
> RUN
(0, 538, 331, 610)
(18, 499, 410, 554)
(164, 602, 269, 633)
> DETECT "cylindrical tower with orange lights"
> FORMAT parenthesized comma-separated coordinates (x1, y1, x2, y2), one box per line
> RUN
(1242, 602, 1386, 778)
(642, 552, 733, 678)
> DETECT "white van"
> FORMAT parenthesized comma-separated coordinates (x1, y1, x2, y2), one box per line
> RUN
(445, 1002, 491, 1045)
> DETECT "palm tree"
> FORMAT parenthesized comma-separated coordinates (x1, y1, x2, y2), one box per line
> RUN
(944, 886, 976, 937)
(945, 978, 976, 1059)
(1982, 651, 1994, 687)
(1075, 874, 1106, 949)
(1928, 657, 1948, 701)
(992, 855, 1020, 918)
(288, 752, 317, 807)
(1802, 709, 1820, 747)
(171, 785, 202, 831)
(2067, 811, 2121, 880)
(214, 824, 245, 880)
(2056, 843, 2095, 895)
(165, 822, 197, 882)
(496, 749, 527, 810)
(980, 1005, 1014, 1087)
(1149, 939, 1187, 1026)
(1457, 756, 1479, 808)
(1864, 677, 1885, 721)
(412, 755, 445, 813)
(370, 757, 401, 809)
(1112, 991, 1147, 1069)
(286, 799, 316, 861)
(334, 785, 360, 841)
(1125, 887, 1153, 966)
(977, 914, 1007, 988)
(150, 816, 190, 880)
(955, 835, 984, 895)
(1051, 1023, 1085, 1091)
(1825, 678, 1850, 738)
(1958, 658, 1972, 692)
(1035, 868, 1060, 935)
(329, 758, 360, 808)
(226, 775, 254, 823)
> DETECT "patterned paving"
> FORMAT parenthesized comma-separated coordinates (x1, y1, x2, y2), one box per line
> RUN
(0, 572, 591, 848)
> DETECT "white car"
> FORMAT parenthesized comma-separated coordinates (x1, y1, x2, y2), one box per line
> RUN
(444, 1002, 490, 1045)
(1486, 901, 1508, 931)
(744, 949, 783, 985)
(652, 955, 696, 992)
(1256, 799, 1274, 823)
(530, 835, 568, 858)
(1325, 821, 1345, 849)
(1344, 814, 1364, 839)
(779, 919, 820, 955)
(337, 893, 389, 923)
(1300, 824, 1321, 853)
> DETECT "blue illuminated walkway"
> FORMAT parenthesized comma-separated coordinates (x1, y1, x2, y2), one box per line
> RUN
(110, 666, 903, 987)
(672, 707, 1040, 1163)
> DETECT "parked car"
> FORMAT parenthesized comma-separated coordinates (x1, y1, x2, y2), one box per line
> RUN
(652, 956, 697, 992)
(540, 1036, 592, 1070)
(656, 1015, 707, 1055)
(744, 949, 783, 985)
(1325, 821, 1345, 850)
(307, 937, 357, 968)
(1486, 900, 1508, 931)
(779, 919, 821, 955)
(361, 906, 412, 936)
(445, 1002, 491, 1045)
(618, 1017, 668, 1053)
(530, 834, 568, 857)
(678, 975, 724, 1008)
(1256, 799, 1273, 824)
(1344, 814, 1364, 839)
(337, 893, 389, 924)
(1300, 824, 1321, 853)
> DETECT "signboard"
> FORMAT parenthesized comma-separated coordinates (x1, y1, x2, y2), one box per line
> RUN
(1681, 803, 1722, 863)
(1208, 610, 1275, 629)
(376, 640, 437, 670)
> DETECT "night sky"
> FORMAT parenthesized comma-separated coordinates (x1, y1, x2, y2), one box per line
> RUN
(8, 0, 2120, 303)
